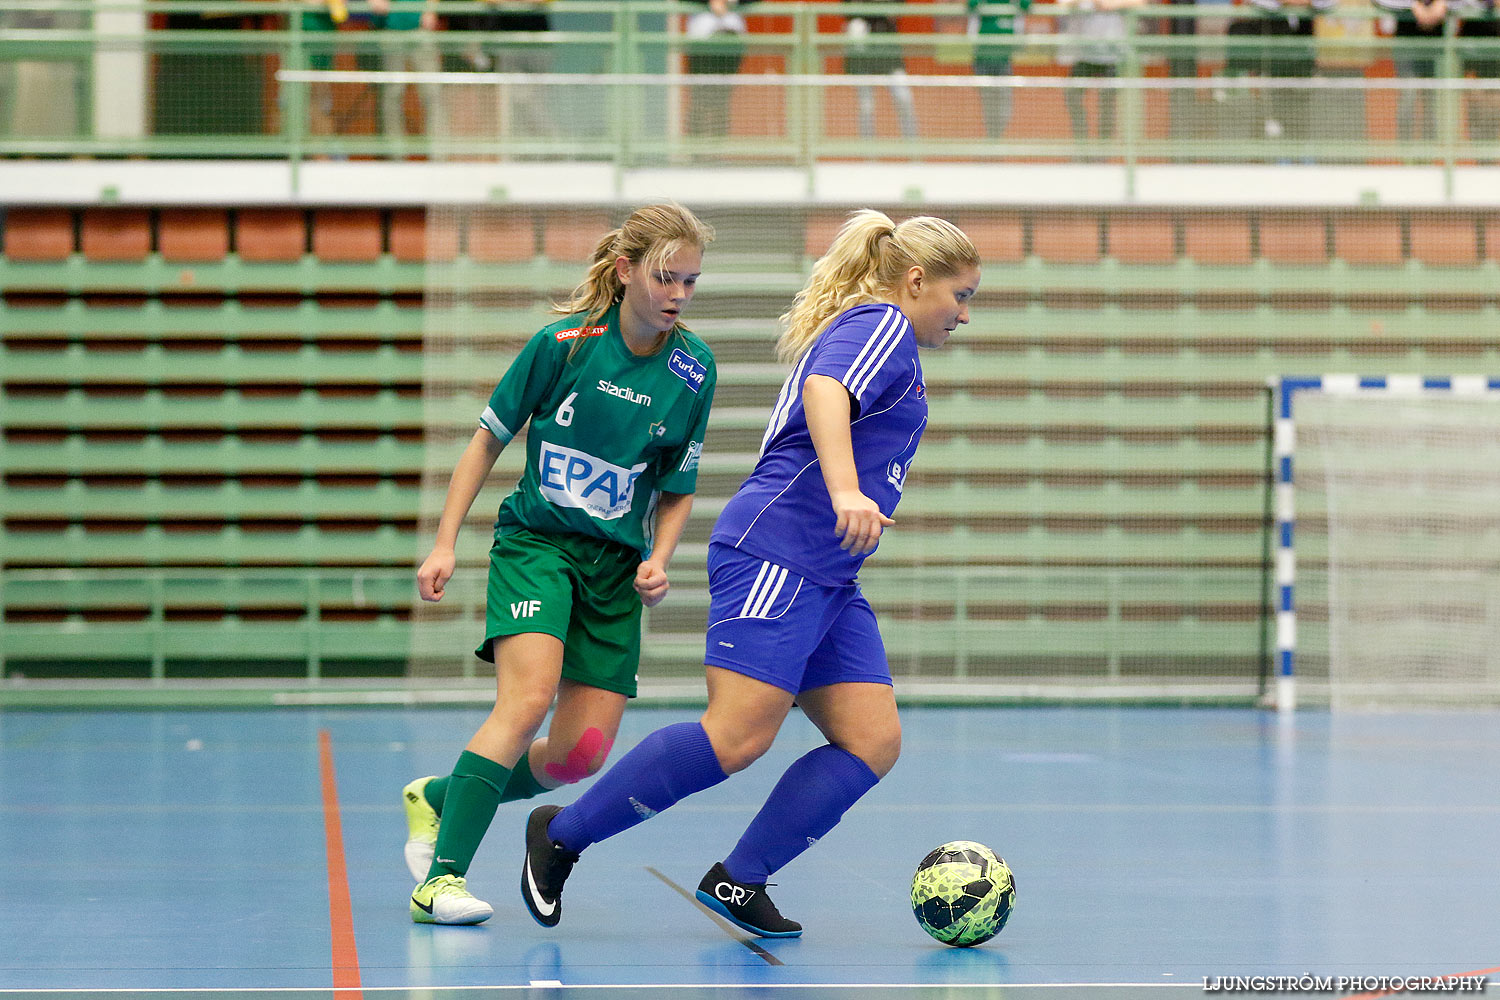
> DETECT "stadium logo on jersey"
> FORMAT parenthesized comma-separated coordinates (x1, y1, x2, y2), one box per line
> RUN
(679, 440, 702, 472)
(887, 458, 909, 494)
(555, 325, 607, 342)
(537, 443, 648, 520)
(667, 349, 708, 393)
(597, 379, 652, 407)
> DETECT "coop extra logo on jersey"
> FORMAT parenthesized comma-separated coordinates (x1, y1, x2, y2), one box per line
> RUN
(538, 442, 648, 520)
(668, 349, 708, 393)
(555, 325, 607, 342)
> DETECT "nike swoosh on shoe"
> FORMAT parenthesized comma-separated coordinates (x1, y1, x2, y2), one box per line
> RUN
(525, 858, 557, 917)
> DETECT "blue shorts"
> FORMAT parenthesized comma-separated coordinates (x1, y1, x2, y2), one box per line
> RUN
(703, 542, 893, 695)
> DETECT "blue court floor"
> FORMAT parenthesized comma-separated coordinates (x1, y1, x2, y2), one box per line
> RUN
(1, 705, 1496, 1000)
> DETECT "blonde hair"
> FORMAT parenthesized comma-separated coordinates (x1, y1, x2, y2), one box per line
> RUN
(776, 210, 979, 365)
(552, 203, 715, 358)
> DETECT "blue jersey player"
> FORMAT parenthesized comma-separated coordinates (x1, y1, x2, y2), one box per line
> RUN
(520, 210, 982, 938)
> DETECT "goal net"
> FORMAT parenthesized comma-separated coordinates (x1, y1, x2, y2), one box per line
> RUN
(1277, 375, 1500, 711)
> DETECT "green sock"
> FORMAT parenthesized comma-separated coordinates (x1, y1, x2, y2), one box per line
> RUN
(423, 775, 449, 813)
(498, 752, 550, 803)
(422, 751, 549, 814)
(426, 750, 511, 881)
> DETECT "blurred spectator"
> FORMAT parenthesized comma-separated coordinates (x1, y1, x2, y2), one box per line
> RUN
(1159, 0, 1199, 137)
(1, 2, 86, 137)
(1226, 0, 1337, 147)
(967, 0, 1032, 139)
(368, 0, 441, 148)
(685, 0, 749, 137)
(1373, 0, 1449, 142)
(479, 0, 557, 144)
(1055, 0, 1146, 143)
(844, 0, 918, 139)
(1458, 0, 1499, 147)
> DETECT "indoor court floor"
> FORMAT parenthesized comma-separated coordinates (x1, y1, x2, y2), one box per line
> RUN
(1, 703, 1497, 1000)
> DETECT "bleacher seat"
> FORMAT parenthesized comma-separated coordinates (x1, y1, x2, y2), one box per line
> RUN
(236, 208, 306, 261)
(466, 210, 536, 263)
(388, 208, 432, 263)
(1107, 212, 1177, 264)
(312, 209, 384, 263)
(1258, 212, 1327, 265)
(1032, 212, 1101, 264)
(541, 210, 611, 263)
(1182, 212, 1252, 265)
(1408, 215, 1478, 267)
(80, 209, 152, 262)
(958, 212, 1025, 264)
(2, 208, 75, 260)
(1333, 214, 1404, 266)
(158, 209, 231, 263)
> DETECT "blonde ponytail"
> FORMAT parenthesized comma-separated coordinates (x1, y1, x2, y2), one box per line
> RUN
(552, 203, 715, 358)
(776, 210, 979, 365)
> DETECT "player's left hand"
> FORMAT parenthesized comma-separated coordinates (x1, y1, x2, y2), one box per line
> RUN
(634, 561, 670, 607)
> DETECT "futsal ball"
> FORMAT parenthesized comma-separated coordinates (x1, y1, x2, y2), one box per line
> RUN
(910, 841, 1015, 947)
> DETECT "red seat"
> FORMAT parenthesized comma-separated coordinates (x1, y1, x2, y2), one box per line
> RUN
(1409, 215, 1478, 267)
(80, 208, 151, 262)
(957, 212, 1025, 264)
(312, 209, 383, 263)
(1032, 213, 1101, 264)
(237, 209, 306, 262)
(1259, 212, 1327, 265)
(1108, 212, 1176, 264)
(464, 210, 535, 263)
(158, 209, 230, 263)
(1333, 215, 1404, 267)
(1183, 213, 1252, 266)
(2, 208, 74, 260)
(542, 210, 611, 264)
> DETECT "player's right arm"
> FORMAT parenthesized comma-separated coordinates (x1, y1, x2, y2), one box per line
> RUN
(803, 373, 894, 556)
(417, 426, 506, 602)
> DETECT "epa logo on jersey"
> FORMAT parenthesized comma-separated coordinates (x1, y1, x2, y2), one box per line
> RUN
(538, 443, 648, 520)
(668, 349, 707, 393)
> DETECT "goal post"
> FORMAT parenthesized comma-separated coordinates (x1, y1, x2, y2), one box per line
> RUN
(1272, 374, 1500, 712)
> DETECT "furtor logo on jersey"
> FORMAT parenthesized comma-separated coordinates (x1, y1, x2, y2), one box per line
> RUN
(555, 325, 607, 342)
(538, 442, 648, 520)
(667, 348, 708, 393)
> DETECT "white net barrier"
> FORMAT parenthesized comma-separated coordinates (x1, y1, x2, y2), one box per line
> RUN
(1296, 392, 1500, 709)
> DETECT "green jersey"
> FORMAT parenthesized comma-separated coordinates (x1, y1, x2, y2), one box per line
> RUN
(480, 304, 717, 557)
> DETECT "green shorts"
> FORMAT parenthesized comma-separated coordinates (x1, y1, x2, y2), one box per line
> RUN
(476, 527, 644, 697)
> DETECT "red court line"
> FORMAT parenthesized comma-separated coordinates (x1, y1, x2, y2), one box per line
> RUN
(1344, 966, 1498, 1000)
(319, 728, 364, 1000)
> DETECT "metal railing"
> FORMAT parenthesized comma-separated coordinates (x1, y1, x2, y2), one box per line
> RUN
(3, 0, 1499, 172)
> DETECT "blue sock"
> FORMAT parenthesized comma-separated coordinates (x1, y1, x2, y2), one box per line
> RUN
(547, 721, 727, 854)
(722, 743, 879, 885)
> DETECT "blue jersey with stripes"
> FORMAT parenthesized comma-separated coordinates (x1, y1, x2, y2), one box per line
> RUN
(711, 302, 927, 586)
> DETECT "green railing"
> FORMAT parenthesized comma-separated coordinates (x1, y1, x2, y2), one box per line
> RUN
(4, 0, 1500, 170)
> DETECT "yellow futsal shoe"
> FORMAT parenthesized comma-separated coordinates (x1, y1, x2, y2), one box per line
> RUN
(402, 776, 440, 883)
(410, 874, 493, 925)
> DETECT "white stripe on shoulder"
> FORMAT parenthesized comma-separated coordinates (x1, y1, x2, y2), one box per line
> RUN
(479, 407, 516, 444)
(839, 306, 899, 395)
(848, 312, 910, 401)
(760, 353, 811, 456)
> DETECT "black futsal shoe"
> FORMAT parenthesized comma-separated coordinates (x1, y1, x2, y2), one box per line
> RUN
(521, 804, 579, 928)
(695, 861, 804, 938)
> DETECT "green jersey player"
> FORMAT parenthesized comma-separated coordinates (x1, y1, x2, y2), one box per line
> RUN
(404, 204, 718, 924)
